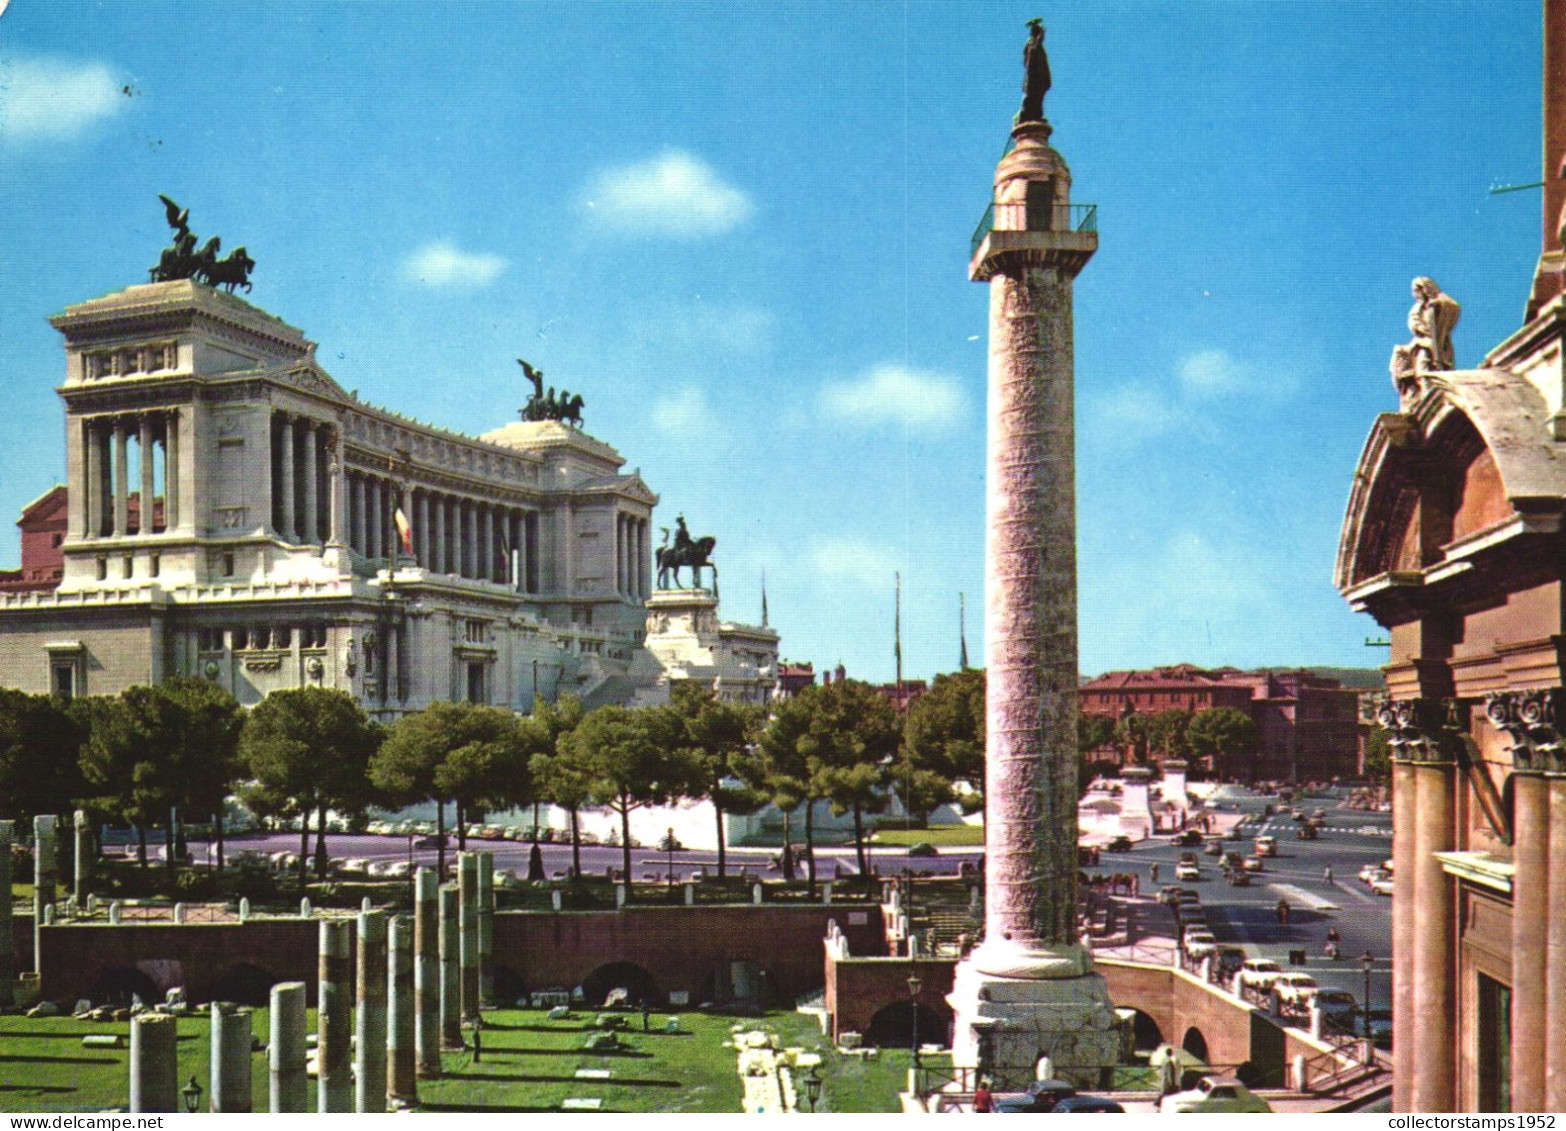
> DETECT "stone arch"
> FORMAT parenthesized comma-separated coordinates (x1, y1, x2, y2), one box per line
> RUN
(865, 999, 949, 1049)
(580, 961, 657, 1009)
(492, 963, 527, 1008)
(89, 964, 158, 1006)
(210, 962, 277, 1007)
(1127, 1007, 1164, 1051)
(1181, 1026, 1210, 1063)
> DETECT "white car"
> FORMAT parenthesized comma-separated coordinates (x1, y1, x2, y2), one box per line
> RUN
(1238, 959, 1284, 992)
(1159, 1075, 1272, 1113)
(1242, 855, 1264, 872)
(1175, 862, 1201, 881)
(1185, 933, 1219, 959)
(1272, 973, 1319, 1007)
(1371, 877, 1395, 896)
(1358, 863, 1381, 884)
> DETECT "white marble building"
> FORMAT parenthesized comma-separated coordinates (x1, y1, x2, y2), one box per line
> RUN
(0, 280, 775, 717)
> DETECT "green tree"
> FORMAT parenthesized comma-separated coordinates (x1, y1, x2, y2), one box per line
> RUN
(1114, 712, 1152, 764)
(239, 687, 378, 883)
(0, 689, 84, 830)
(904, 669, 986, 815)
(153, 678, 245, 872)
(77, 690, 174, 869)
(1362, 725, 1390, 783)
(1186, 707, 1259, 780)
(519, 695, 587, 872)
(757, 690, 827, 891)
(566, 704, 685, 892)
(805, 680, 900, 876)
(1077, 711, 1118, 794)
(662, 684, 764, 878)
(1144, 708, 1194, 760)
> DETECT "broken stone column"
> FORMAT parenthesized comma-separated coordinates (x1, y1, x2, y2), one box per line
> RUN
(388, 914, 417, 1105)
(477, 851, 494, 1009)
(458, 854, 479, 1025)
(269, 981, 309, 1113)
(439, 884, 462, 1048)
(318, 918, 353, 1113)
(210, 1001, 253, 1112)
(414, 868, 440, 1077)
(129, 1012, 178, 1113)
(0, 821, 12, 1009)
(73, 810, 90, 904)
(32, 815, 55, 974)
(356, 909, 388, 1113)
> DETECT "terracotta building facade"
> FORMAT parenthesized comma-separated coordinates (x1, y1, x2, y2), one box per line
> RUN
(1335, 2, 1566, 1110)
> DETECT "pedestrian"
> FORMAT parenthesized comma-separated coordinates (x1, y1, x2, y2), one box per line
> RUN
(1323, 864, 1333, 885)
(642, 998, 652, 1032)
(973, 1078, 995, 1113)
(1276, 898, 1290, 926)
(1130, 874, 1140, 898)
(1150, 863, 1159, 885)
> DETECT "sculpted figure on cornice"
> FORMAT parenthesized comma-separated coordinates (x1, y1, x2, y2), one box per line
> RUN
(1485, 689, 1566, 773)
(1389, 276, 1460, 401)
(1373, 695, 1458, 764)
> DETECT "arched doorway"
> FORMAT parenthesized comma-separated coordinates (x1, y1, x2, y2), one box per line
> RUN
(492, 963, 527, 1008)
(210, 963, 277, 1007)
(580, 962, 657, 1008)
(1181, 1026, 1210, 1063)
(865, 1000, 948, 1049)
(1128, 1008, 1164, 1051)
(90, 965, 158, 1006)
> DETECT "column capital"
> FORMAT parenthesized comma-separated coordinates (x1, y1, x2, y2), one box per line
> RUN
(1484, 689, 1566, 774)
(1373, 695, 1459, 765)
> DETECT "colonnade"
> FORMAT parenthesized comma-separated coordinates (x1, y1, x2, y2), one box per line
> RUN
(80, 411, 178, 537)
(345, 479, 542, 589)
(271, 411, 337, 544)
(617, 514, 650, 598)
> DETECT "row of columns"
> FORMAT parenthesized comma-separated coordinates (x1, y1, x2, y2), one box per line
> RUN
(128, 855, 497, 1113)
(81, 412, 178, 538)
(271, 411, 336, 545)
(616, 514, 650, 598)
(348, 477, 540, 589)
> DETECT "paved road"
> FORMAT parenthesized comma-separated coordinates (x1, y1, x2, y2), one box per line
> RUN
(1092, 785, 1393, 1018)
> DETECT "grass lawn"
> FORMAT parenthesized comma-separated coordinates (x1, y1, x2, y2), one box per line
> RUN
(0, 1007, 909, 1114)
(871, 826, 984, 847)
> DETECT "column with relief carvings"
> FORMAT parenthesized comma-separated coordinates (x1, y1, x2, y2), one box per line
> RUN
(326, 430, 344, 548)
(112, 418, 129, 536)
(163, 411, 180, 531)
(83, 419, 101, 537)
(138, 415, 155, 534)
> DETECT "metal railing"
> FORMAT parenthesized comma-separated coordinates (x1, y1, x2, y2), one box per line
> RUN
(970, 202, 1099, 258)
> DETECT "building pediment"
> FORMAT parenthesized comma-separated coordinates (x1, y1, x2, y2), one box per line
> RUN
(1337, 367, 1566, 601)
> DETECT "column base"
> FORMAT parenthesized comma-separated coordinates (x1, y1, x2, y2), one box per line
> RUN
(947, 943, 1127, 1091)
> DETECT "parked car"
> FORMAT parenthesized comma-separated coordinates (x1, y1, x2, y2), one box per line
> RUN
(1158, 885, 1187, 906)
(1272, 972, 1319, 1009)
(1370, 877, 1395, 896)
(1185, 932, 1219, 959)
(1050, 1096, 1125, 1113)
(995, 1078, 1077, 1113)
(1106, 835, 1133, 852)
(413, 834, 447, 849)
(1309, 989, 1360, 1030)
(1158, 1075, 1273, 1114)
(1172, 829, 1204, 846)
(1238, 958, 1284, 992)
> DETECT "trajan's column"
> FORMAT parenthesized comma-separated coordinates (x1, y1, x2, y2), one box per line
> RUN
(946, 20, 1124, 1088)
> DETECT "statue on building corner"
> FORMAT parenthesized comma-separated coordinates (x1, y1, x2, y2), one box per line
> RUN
(1390, 276, 1460, 401)
(518, 359, 586, 427)
(1018, 18, 1051, 124)
(148, 195, 255, 292)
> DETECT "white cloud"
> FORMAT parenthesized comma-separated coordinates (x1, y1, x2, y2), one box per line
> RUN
(1084, 382, 1200, 442)
(1, 56, 124, 142)
(581, 151, 753, 237)
(819, 364, 964, 435)
(812, 539, 900, 590)
(1177, 348, 1250, 397)
(401, 242, 507, 288)
(651, 386, 721, 437)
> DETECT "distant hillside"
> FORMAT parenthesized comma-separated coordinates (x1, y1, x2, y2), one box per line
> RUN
(1263, 666, 1386, 690)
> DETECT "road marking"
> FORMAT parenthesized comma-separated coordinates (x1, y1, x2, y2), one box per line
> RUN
(1267, 882, 1338, 911)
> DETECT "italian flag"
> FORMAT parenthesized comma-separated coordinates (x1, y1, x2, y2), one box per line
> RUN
(393, 506, 413, 555)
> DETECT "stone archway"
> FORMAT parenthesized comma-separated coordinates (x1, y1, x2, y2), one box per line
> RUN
(865, 1000, 949, 1049)
(89, 965, 158, 1006)
(581, 961, 658, 1009)
(210, 963, 277, 1007)
(1128, 1008, 1164, 1051)
(1181, 1026, 1210, 1063)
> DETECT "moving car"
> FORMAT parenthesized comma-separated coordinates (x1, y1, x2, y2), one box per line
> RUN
(1254, 836, 1278, 857)
(1158, 1075, 1273, 1114)
(1242, 855, 1264, 872)
(1175, 862, 1201, 881)
(1358, 863, 1382, 884)
(1226, 869, 1252, 886)
(1371, 877, 1395, 896)
(1106, 835, 1133, 852)
(1204, 839, 1224, 857)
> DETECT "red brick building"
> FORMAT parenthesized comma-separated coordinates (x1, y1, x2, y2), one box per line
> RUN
(0, 486, 67, 593)
(1080, 664, 1363, 781)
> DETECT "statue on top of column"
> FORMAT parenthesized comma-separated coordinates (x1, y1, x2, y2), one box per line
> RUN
(1389, 276, 1460, 401)
(1018, 18, 1052, 124)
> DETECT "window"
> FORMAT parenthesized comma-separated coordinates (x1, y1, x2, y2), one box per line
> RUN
(52, 663, 75, 700)
(222, 551, 236, 577)
(300, 623, 327, 648)
(122, 554, 134, 579)
(465, 619, 487, 644)
(273, 625, 291, 649)
(95, 556, 107, 580)
(198, 629, 224, 652)
(149, 553, 160, 578)
(1478, 973, 1512, 1112)
(467, 662, 486, 704)
(232, 627, 249, 651)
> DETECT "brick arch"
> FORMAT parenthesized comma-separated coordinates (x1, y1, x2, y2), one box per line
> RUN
(1181, 1025, 1210, 1062)
(865, 999, 950, 1049)
(210, 962, 278, 1007)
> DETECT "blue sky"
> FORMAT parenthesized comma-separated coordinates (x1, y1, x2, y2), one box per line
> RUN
(0, 2, 1544, 684)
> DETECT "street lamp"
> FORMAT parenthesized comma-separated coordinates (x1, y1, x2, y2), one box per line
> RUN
(802, 1066, 822, 1113)
(1360, 950, 1375, 1043)
(181, 1075, 203, 1113)
(907, 969, 924, 1086)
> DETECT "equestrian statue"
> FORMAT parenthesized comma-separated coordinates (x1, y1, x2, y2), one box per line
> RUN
(518, 358, 585, 427)
(656, 514, 717, 594)
(148, 195, 255, 293)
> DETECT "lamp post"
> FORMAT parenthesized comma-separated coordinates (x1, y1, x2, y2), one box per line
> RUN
(181, 1075, 203, 1113)
(907, 969, 924, 1088)
(1360, 950, 1375, 1046)
(803, 1066, 822, 1113)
